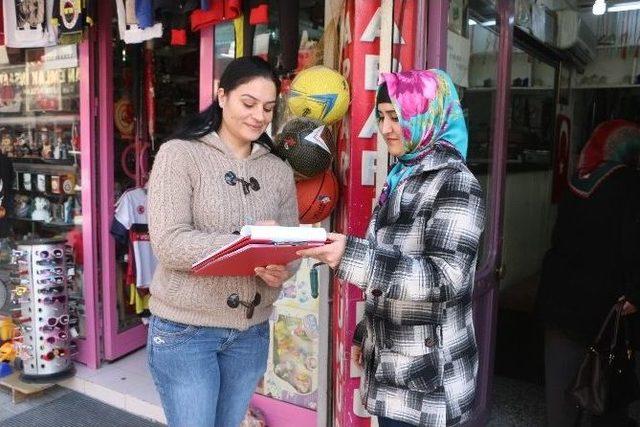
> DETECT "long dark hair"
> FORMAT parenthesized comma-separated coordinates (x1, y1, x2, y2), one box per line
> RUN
(170, 56, 280, 147)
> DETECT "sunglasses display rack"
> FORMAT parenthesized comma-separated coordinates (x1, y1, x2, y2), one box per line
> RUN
(11, 238, 75, 382)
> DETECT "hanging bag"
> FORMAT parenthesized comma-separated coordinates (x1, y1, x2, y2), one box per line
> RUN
(568, 300, 640, 415)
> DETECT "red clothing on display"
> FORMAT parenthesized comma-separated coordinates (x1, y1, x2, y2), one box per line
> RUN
(190, 0, 242, 31)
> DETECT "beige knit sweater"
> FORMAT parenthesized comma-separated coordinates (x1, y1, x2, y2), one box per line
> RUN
(147, 132, 299, 329)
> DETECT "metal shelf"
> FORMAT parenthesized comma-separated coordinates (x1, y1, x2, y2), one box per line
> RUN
(574, 84, 640, 90)
(0, 114, 79, 126)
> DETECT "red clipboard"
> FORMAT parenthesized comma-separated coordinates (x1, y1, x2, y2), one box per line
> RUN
(191, 236, 326, 276)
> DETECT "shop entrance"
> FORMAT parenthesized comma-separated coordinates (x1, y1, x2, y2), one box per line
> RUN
(462, 0, 640, 417)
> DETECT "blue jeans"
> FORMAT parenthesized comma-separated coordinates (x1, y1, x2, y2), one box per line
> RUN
(147, 316, 270, 427)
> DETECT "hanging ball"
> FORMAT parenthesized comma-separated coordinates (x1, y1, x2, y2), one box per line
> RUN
(274, 117, 335, 179)
(288, 66, 350, 125)
(295, 169, 339, 224)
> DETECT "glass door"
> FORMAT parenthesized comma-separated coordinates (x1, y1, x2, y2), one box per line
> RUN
(97, 1, 201, 361)
(453, 0, 514, 421)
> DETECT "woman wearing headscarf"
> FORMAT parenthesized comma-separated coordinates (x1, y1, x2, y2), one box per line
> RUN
(537, 120, 640, 426)
(298, 70, 485, 426)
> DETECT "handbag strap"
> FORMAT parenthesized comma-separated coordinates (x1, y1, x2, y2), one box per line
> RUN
(593, 301, 624, 349)
(609, 301, 623, 353)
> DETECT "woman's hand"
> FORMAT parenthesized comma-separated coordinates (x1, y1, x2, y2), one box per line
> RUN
(352, 345, 363, 368)
(255, 264, 293, 288)
(296, 233, 347, 269)
(619, 296, 638, 316)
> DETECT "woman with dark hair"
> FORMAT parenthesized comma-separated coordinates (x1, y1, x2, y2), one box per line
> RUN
(537, 120, 640, 426)
(146, 56, 298, 427)
(299, 70, 485, 426)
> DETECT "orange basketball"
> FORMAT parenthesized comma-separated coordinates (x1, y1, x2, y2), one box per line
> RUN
(296, 169, 339, 224)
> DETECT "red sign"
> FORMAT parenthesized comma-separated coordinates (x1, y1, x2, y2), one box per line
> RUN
(553, 114, 571, 203)
(332, 1, 416, 426)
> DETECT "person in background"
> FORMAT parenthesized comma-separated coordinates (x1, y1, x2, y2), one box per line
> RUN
(537, 120, 640, 427)
(146, 57, 298, 427)
(299, 69, 485, 427)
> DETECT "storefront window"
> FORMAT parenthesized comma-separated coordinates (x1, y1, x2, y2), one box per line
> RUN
(110, 26, 200, 333)
(0, 45, 85, 350)
(457, 3, 500, 266)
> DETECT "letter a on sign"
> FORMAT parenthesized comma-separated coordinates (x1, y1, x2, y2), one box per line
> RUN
(360, 7, 405, 44)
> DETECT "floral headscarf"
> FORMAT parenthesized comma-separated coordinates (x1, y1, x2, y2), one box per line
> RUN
(376, 69, 468, 205)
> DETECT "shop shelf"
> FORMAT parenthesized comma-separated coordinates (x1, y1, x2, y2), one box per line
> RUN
(12, 189, 80, 198)
(574, 84, 640, 90)
(466, 86, 554, 92)
(8, 216, 76, 228)
(0, 114, 79, 126)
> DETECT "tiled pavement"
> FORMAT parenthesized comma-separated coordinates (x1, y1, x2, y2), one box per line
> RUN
(2, 354, 639, 426)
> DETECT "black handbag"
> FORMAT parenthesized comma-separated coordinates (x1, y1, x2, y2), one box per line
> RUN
(568, 301, 640, 416)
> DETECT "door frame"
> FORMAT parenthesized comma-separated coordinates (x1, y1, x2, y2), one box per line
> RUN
(426, 0, 514, 422)
(470, 0, 514, 422)
(73, 31, 100, 370)
(97, 0, 148, 362)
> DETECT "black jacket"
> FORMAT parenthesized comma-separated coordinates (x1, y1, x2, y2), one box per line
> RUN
(537, 163, 640, 343)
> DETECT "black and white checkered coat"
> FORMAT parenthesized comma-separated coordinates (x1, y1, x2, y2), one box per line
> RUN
(336, 143, 485, 426)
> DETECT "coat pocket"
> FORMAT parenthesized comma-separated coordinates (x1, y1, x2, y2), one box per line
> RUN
(374, 346, 444, 393)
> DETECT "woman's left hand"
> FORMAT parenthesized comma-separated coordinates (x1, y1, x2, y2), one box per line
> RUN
(255, 265, 293, 288)
(618, 296, 638, 316)
(296, 233, 347, 269)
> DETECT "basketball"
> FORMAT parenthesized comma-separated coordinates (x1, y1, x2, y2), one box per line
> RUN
(296, 169, 339, 224)
(274, 117, 335, 179)
(288, 66, 350, 125)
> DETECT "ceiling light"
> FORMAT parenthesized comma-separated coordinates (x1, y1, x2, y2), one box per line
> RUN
(481, 20, 496, 26)
(592, 0, 607, 15)
(608, 1, 640, 11)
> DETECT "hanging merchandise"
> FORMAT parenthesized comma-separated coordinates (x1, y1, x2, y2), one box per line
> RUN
(3, 0, 57, 48)
(50, 0, 95, 45)
(114, 97, 135, 137)
(0, 153, 13, 230)
(276, 0, 298, 73)
(115, 0, 162, 44)
(287, 66, 350, 125)
(233, 14, 244, 57)
(240, 0, 266, 57)
(190, 0, 242, 32)
(153, 0, 198, 46)
(239, 0, 298, 73)
(134, 0, 153, 28)
(143, 41, 155, 150)
(110, 187, 157, 317)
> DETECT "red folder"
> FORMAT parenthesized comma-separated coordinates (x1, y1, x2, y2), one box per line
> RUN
(191, 236, 326, 277)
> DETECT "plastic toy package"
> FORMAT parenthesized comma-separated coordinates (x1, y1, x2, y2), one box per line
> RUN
(263, 304, 319, 410)
(276, 257, 319, 312)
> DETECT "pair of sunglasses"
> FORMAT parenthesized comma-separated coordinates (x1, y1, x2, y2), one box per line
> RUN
(38, 285, 65, 294)
(39, 314, 69, 327)
(36, 276, 64, 285)
(41, 348, 67, 361)
(38, 295, 67, 305)
(36, 249, 64, 259)
(40, 331, 68, 344)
